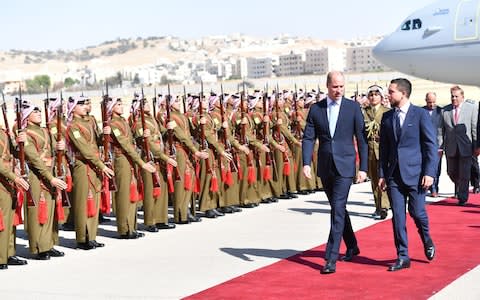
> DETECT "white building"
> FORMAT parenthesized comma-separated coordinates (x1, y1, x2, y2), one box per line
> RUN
(240, 57, 272, 79)
(275, 51, 304, 77)
(346, 45, 391, 73)
(304, 47, 346, 74)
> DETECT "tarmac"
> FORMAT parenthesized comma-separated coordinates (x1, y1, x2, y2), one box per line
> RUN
(0, 159, 479, 300)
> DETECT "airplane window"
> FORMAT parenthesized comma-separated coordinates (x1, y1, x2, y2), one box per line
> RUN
(401, 20, 411, 31)
(413, 19, 422, 29)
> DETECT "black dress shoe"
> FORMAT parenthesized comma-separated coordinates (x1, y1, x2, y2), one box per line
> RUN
(278, 194, 291, 199)
(474, 187, 480, 194)
(91, 240, 105, 248)
(120, 232, 139, 239)
(241, 203, 256, 208)
(7, 256, 28, 265)
(424, 244, 435, 261)
(219, 206, 234, 213)
(176, 219, 189, 225)
(458, 199, 467, 206)
(98, 214, 110, 223)
(261, 198, 272, 204)
(388, 259, 411, 271)
(61, 223, 75, 231)
(269, 197, 278, 203)
(77, 242, 95, 250)
(145, 225, 159, 232)
(321, 260, 336, 274)
(36, 252, 51, 260)
(341, 247, 360, 261)
(374, 209, 388, 220)
(213, 209, 224, 217)
(287, 192, 298, 198)
(297, 190, 310, 195)
(156, 223, 176, 230)
(231, 206, 242, 212)
(0, 264, 7, 270)
(204, 210, 217, 218)
(47, 248, 65, 257)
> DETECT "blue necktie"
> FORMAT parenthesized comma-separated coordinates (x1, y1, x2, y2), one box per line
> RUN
(393, 109, 401, 141)
(328, 101, 338, 136)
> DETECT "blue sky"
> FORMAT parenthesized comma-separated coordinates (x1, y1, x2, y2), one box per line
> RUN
(1, 0, 435, 51)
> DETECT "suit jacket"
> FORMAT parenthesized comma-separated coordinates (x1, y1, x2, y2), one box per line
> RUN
(423, 105, 443, 148)
(302, 97, 367, 178)
(440, 100, 478, 157)
(363, 105, 390, 160)
(379, 104, 437, 187)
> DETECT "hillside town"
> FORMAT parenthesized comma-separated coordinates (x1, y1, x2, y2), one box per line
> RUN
(0, 34, 388, 95)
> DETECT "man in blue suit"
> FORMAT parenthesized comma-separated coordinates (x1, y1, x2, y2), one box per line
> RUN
(378, 78, 437, 271)
(423, 92, 443, 197)
(302, 71, 368, 274)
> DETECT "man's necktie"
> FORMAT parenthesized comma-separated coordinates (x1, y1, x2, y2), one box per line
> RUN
(328, 101, 338, 136)
(454, 107, 459, 125)
(394, 109, 401, 141)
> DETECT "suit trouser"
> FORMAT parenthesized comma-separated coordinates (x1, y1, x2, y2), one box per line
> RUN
(430, 153, 442, 194)
(321, 161, 357, 261)
(446, 154, 471, 202)
(470, 155, 479, 188)
(387, 167, 432, 260)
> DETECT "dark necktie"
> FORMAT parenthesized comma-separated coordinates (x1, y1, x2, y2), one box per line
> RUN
(394, 109, 401, 141)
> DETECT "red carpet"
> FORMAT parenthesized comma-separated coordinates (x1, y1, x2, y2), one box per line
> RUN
(185, 195, 480, 299)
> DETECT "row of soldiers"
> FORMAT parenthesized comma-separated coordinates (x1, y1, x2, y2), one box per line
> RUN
(0, 87, 327, 269)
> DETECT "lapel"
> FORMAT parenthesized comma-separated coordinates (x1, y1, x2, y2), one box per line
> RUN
(319, 100, 329, 135)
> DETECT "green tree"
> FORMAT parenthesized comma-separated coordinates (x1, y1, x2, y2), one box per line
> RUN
(25, 75, 51, 94)
(64, 77, 77, 88)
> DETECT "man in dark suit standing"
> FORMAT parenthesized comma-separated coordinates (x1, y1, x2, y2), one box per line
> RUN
(423, 92, 443, 197)
(379, 78, 437, 271)
(302, 71, 368, 274)
(439, 86, 479, 206)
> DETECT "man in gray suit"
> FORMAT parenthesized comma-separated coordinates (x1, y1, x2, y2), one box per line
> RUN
(440, 86, 480, 205)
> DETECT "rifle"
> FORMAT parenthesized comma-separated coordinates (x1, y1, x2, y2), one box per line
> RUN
(153, 87, 157, 121)
(44, 88, 50, 131)
(165, 85, 180, 183)
(274, 86, 290, 175)
(219, 84, 237, 176)
(1, 93, 18, 210)
(16, 88, 36, 207)
(182, 86, 187, 114)
(139, 87, 163, 192)
(199, 81, 210, 172)
(241, 83, 255, 183)
(292, 84, 302, 139)
(54, 92, 71, 207)
(101, 82, 116, 192)
(262, 86, 273, 181)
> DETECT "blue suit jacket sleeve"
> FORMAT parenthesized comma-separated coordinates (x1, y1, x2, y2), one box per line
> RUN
(354, 102, 368, 173)
(302, 105, 317, 166)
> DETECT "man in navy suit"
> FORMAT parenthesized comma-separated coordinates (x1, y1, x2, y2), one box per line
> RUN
(302, 71, 368, 274)
(423, 92, 443, 197)
(379, 78, 437, 271)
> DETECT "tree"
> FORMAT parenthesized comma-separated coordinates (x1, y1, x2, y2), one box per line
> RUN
(64, 77, 78, 88)
(25, 74, 51, 94)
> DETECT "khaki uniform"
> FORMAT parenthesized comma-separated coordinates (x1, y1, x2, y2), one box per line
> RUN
(0, 129, 17, 265)
(170, 111, 200, 222)
(67, 116, 105, 243)
(110, 115, 147, 235)
(193, 112, 225, 212)
(363, 105, 391, 211)
(133, 113, 171, 226)
(251, 108, 276, 201)
(24, 123, 58, 254)
(234, 111, 264, 205)
(293, 109, 316, 191)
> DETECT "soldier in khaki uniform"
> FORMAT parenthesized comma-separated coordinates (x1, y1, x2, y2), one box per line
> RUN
(250, 93, 277, 203)
(107, 98, 156, 239)
(67, 96, 114, 250)
(22, 102, 67, 259)
(193, 95, 233, 218)
(363, 85, 391, 220)
(167, 95, 208, 223)
(210, 94, 243, 212)
(131, 96, 176, 231)
(0, 122, 29, 269)
(234, 95, 268, 207)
